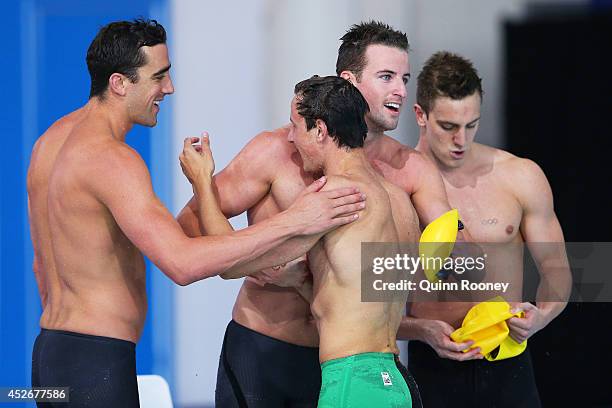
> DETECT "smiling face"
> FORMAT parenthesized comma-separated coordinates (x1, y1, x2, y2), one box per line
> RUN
(416, 92, 481, 170)
(125, 44, 174, 127)
(347, 44, 410, 134)
(287, 96, 323, 173)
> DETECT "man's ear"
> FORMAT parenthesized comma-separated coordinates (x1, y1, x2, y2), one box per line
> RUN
(340, 70, 358, 86)
(109, 73, 128, 97)
(414, 104, 428, 127)
(315, 119, 328, 143)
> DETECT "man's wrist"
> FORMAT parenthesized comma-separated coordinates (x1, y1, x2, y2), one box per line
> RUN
(276, 208, 308, 236)
(193, 175, 214, 197)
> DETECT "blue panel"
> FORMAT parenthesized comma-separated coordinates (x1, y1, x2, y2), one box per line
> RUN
(0, 0, 27, 396)
(1, 0, 174, 400)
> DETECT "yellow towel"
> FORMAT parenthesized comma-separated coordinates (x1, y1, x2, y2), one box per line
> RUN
(450, 296, 527, 361)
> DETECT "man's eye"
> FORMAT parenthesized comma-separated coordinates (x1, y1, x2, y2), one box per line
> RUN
(380, 75, 391, 81)
(441, 124, 455, 131)
(467, 123, 477, 129)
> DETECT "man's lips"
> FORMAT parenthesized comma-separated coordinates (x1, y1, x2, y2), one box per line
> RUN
(450, 150, 465, 159)
(384, 102, 401, 113)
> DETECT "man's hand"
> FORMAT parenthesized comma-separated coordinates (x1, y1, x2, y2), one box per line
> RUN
(247, 256, 310, 288)
(419, 319, 483, 361)
(179, 133, 215, 189)
(507, 302, 546, 344)
(287, 177, 366, 236)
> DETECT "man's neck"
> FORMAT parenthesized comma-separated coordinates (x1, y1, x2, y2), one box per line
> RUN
(416, 135, 481, 185)
(322, 148, 369, 177)
(363, 131, 388, 160)
(86, 97, 134, 142)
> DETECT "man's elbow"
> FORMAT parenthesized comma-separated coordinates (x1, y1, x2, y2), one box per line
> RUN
(167, 260, 222, 286)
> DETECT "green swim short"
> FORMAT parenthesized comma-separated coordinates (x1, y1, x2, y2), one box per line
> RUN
(318, 352, 412, 408)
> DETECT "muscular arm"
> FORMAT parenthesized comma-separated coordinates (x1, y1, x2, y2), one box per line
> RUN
(176, 131, 278, 236)
(507, 159, 571, 342)
(178, 135, 363, 280)
(92, 144, 350, 286)
(409, 153, 453, 226)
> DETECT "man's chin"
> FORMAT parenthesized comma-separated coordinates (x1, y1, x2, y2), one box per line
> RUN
(137, 117, 158, 128)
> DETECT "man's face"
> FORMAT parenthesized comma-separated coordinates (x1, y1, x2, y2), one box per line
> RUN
(287, 96, 322, 173)
(351, 44, 410, 134)
(419, 93, 481, 170)
(125, 43, 174, 127)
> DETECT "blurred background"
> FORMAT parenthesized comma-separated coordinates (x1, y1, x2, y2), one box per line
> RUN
(1, 0, 610, 407)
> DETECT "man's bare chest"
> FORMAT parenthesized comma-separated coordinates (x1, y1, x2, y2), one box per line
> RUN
(445, 178, 523, 243)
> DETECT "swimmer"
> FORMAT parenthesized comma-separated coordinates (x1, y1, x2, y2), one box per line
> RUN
(177, 22, 463, 407)
(26, 19, 364, 407)
(182, 75, 421, 407)
(383, 51, 572, 407)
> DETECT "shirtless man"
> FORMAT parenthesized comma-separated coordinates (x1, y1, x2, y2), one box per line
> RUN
(178, 21, 461, 406)
(289, 76, 421, 407)
(26, 19, 364, 407)
(181, 75, 421, 407)
(391, 52, 572, 407)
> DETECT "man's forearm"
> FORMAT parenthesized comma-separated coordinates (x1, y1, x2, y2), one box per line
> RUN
(397, 315, 424, 341)
(533, 244, 572, 326)
(220, 231, 322, 279)
(193, 178, 233, 235)
(535, 267, 571, 326)
(178, 209, 306, 284)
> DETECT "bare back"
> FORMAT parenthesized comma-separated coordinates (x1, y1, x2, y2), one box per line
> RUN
(28, 107, 147, 342)
(309, 158, 420, 362)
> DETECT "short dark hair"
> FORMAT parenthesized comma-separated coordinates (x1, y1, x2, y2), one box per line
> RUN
(86, 18, 167, 99)
(336, 20, 409, 80)
(417, 51, 483, 115)
(294, 76, 369, 149)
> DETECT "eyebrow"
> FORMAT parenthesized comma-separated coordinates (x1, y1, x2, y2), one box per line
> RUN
(467, 117, 481, 126)
(152, 64, 171, 78)
(437, 117, 481, 127)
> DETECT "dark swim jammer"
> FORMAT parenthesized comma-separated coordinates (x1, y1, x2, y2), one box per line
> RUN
(216, 319, 321, 407)
(408, 340, 541, 408)
(31, 328, 139, 407)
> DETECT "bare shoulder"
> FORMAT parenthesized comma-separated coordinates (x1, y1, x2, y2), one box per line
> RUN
(242, 126, 293, 157)
(492, 146, 551, 203)
(494, 147, 546, 182)
(28, 109, 87, 189)
(321, 174, 357, 190)
(94, 139, 149, 176)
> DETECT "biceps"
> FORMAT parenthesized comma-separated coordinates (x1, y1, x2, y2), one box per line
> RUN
(214, 168, 271, 217)
(521, 210, 564, 243)
(110, 193, 188, 267)
(414, 187, 452, 226)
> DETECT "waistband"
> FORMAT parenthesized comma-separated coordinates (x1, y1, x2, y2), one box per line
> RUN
(40, 328, 136, 347)
(228, 319, 319, 350)
(321, 352, 396, 369)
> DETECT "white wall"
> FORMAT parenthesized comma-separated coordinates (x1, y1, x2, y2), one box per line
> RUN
(169, 1, 581, 406)
(171, 1, 267, 406)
